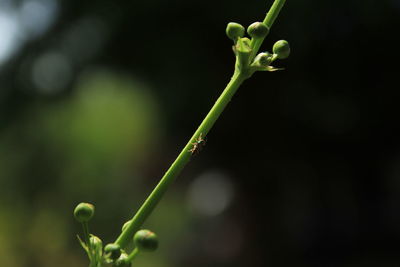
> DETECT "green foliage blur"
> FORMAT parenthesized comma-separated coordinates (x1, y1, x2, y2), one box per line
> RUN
(1, 0, 400, 266)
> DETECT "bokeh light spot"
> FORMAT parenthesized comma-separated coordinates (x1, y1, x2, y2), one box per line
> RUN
(32, 51, 72, 94)
(19, 0, 58, 39)
(0, 9, 20, 64)
(187, 170, 234, 217)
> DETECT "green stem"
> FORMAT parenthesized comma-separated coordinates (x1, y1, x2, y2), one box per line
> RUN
(250, 0, 287, 61)
(82, 222, 91, 258)
(115, 71, 246, 248)
(114, 0, 287, 249)
(126, 248, 140, 264)
(263, 0, 287, 28)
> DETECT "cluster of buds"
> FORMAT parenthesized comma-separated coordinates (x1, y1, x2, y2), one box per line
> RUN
(74, 203, 158, 267)
(226, 21, 290, 76)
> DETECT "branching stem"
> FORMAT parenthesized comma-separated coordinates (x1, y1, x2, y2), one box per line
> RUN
(114, 0, 287, 249)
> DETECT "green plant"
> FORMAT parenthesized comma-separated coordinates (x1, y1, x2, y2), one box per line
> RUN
(74, 0, 289, 266)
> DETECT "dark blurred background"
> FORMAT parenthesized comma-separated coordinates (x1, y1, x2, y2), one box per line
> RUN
(1, 0, 400, 266)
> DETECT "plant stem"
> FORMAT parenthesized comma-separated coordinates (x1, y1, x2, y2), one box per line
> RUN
(263, 0, 287, 28)
(126, 248, 139, 264)
(82, 222, 91, 258)
(114, 0, 287, 249)
(115, 71, 246, 248)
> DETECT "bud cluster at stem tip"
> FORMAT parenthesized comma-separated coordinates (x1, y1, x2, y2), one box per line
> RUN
(225, 21, 290, 74)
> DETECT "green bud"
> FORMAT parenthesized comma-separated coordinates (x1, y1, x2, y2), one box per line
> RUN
(272, 40, 290, 59)
(247, 22, 269, 39)
(115, 253, 129, 267)
(121, 220, 131, 232)
(226, 22, 245, 41)
(104, 243, 121, 260)
(74, 202, 95, 223)
(253, 52, 273, 67)
(134, 229, 158, 252)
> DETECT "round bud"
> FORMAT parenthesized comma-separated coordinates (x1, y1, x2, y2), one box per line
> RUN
(247, 22, 269, 39)
(74, 203, 95, 223)
(121, 220, 131, 232)
(104, 243, 121, 260)
(272, 40, 290, 59)
(254, 52, 272, 67)
(226, 22, 245, 41)
(133, 229, 158, 252)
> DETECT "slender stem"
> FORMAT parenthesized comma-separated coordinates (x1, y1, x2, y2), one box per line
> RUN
(263, 0, 287, 28)
(250, 0, 287, 61)
(126, 247, 140, 264)
(82, 222, 91, 258)
(114, 0, 287, 250)
(115, 72, 246, 248)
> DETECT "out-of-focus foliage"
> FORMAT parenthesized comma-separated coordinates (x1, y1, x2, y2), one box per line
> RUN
(0, 68, 160, 266)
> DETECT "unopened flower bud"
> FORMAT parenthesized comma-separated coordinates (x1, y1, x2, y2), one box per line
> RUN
(104, 243, 121, 260)
(134, 229, 158, 252)
(115, 253, 129, 267)
(272, 40, 290, 59)
(74, 203, 94, 223)
(226, 22, 245, 41)
(247, 22, 269, 39)
(253, 52, 273, 67)
(121, 220, 131, 232)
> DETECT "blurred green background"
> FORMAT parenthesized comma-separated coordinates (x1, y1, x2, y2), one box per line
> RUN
(1, 0, 400, 266)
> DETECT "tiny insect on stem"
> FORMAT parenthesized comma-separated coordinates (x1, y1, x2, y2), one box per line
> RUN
(189, 133, 206, 155)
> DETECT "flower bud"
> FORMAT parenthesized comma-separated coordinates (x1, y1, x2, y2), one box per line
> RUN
(121, 220, 131, 232)
(104, 243, 121, 260)
(74, 203, 95, 223)
(134, 229, 158, 252)
(247, 22, 269, 39)
(272, 40, 290, 59)
(115, 253, 129, 267)
(226, 22, 245, 41)
(253, 52, 273, 67)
